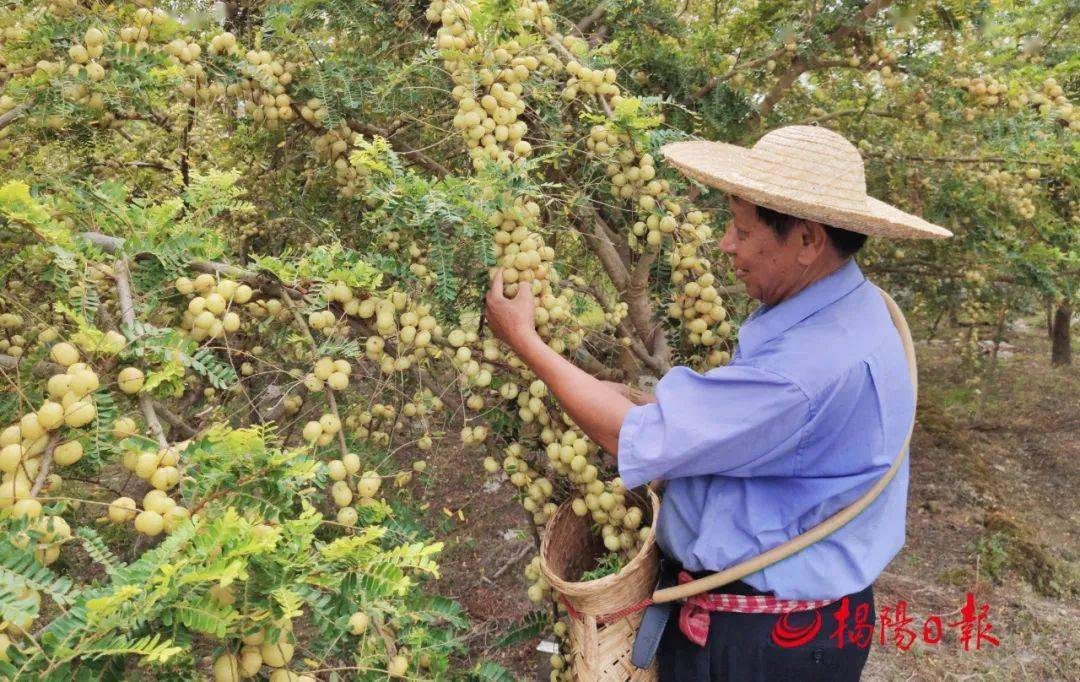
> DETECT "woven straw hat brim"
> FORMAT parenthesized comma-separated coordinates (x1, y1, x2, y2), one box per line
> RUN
(661, 140, 952, 240)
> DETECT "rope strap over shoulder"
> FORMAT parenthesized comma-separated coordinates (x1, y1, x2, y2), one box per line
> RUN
(648, 287, 918, 605)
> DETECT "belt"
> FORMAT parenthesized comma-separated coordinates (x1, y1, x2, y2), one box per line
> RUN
(630, 557, 837, 666)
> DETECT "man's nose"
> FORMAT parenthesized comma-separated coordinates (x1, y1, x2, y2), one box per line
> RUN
(719, 224, 737, 254)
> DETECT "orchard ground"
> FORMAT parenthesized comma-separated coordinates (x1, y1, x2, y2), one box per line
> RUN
(389, 314, 1079, 679)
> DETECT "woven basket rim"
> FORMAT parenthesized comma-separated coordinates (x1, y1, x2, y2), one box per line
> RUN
(538, 487, 660, 600)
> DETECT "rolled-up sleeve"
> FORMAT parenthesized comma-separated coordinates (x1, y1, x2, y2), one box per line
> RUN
(617, 364, 809, 488)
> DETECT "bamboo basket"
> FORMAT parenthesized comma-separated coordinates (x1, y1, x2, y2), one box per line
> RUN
(538, 487, 661, 681)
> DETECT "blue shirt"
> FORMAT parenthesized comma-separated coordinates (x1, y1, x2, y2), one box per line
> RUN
(617, 259, 914, 600)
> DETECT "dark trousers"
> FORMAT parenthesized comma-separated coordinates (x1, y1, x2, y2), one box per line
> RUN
(656, 568, 874, 681)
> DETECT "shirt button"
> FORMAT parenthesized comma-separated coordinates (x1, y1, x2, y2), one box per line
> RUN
(812, 648, 824, 664)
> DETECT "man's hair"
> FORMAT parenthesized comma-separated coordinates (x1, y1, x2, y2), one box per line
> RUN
(755, 205, 868, 257)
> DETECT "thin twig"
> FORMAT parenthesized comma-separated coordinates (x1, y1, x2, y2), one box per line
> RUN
(279, 287, 349, 457)
(112, 258, 169, 448)
(30, 433, 62, 497)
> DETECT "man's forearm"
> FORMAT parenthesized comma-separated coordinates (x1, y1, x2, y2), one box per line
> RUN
(513, 334, 635, 455)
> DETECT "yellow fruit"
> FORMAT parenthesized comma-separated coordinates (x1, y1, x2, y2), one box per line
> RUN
(341, 452, 361, 474)
(356, 471, 381, 498)
(259, 639, 294, 667)
(327, 460, 347, 480)
(302, 421, 323, 442)
(0, 444, 23, 474)
(20, 413, 45, 441)
(326, 372, 348, 391)
(134, 510, 164, 536)
(331, 480, 352, 507)
(117, 367, 145, 394)
(313, 357, 335, 380)
(150, 466, 180, 490)
(222, 312, 241, 333)
(319, 413, 341, 434)
(215, 279, 238, 301)
(108, 496, 137, 522)
(11, 498, 41, 519)
(388, 655, 409, 677)
(53, 440, 84, 466)
(143, 489, 175, 514)
(69, 369, 100, 396)
(112, 417, 138, 439)
(37, 401, 65, 430)
(134, 451, 160, 479)
(336, 506, 358, 526)
(46, 373, 72, 398)
(213, 654, 240, 682)
(194, 273, 216, 293)
(64, 400, 97, 428)
(238, 646, 262, 676)
(348, 611, 370, 635)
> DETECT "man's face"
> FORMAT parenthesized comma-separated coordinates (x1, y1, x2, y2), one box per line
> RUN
(719, 197, 807, 305)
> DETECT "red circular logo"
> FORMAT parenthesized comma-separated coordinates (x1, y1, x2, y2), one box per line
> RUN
(771, 611, 822, 648)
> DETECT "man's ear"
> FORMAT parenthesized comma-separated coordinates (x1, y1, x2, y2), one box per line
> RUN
(796, 220, 829, 264)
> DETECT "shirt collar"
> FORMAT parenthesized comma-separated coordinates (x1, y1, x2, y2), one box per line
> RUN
(737, 258, 866, 357)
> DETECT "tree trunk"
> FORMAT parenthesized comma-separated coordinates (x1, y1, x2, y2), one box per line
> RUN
(1051, 303, 1072, 366)
(1046, 300, 1054, 338)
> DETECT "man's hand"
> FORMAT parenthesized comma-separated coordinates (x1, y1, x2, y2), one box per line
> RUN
(485, 268, 537, 352)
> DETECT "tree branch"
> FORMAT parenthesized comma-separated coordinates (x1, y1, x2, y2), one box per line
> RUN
(862, 152, 1048, 166)
(346, 118, 451, 178)
(574, 3, 608, 35)
(112, 258, 169, 448)
(0, 103, 28, 133)
(30, 433, 62, 497)
(787, 107, 902, 127)
(80, 232, 304, 298)
(748, 0, 894, 126)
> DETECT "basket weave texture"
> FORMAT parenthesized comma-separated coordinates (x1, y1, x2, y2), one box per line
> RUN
(539, 488, 661, 681)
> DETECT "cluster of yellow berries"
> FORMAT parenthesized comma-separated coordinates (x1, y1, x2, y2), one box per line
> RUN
(9, 514, 71, 567)
(1029, 78, 1077, 131)
(177, 274, 252, 341)
(211, 616, 319, 681)
(230, 49, 297, 129)
(324, 452, 382, 525)
(492, 442, 558, 526)
(523, 554, 553, 602)
(246, 297, 291, 322)
(120, 442, 183, 492)
(107, 488, 190, 537)
(304, 356, 352, 392)
(352, 293, 445, 373)
(116, 6, 157, 48)
(1, 344, 99, 507)
(311, 126, 372, 199)
(979, 168, 1041, 219)
(436, 0, 557, 170)
(66, 27, 106, 81)
(571, 478, 649, 553)
(208, 31, 238, 56)
(563, 60, 619, 100)
(302, 413, 342, 448)
(0, 313, 28, 357)
(588, 122, 731, 365)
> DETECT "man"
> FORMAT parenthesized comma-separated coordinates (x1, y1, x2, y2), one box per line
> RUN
(485, 125, 951, 680)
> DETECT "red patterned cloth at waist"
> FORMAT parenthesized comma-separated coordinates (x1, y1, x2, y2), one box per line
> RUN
(677, 571, 838, 646)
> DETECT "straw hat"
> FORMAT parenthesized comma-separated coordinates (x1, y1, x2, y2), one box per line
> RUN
(660, 125, 952, 240)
